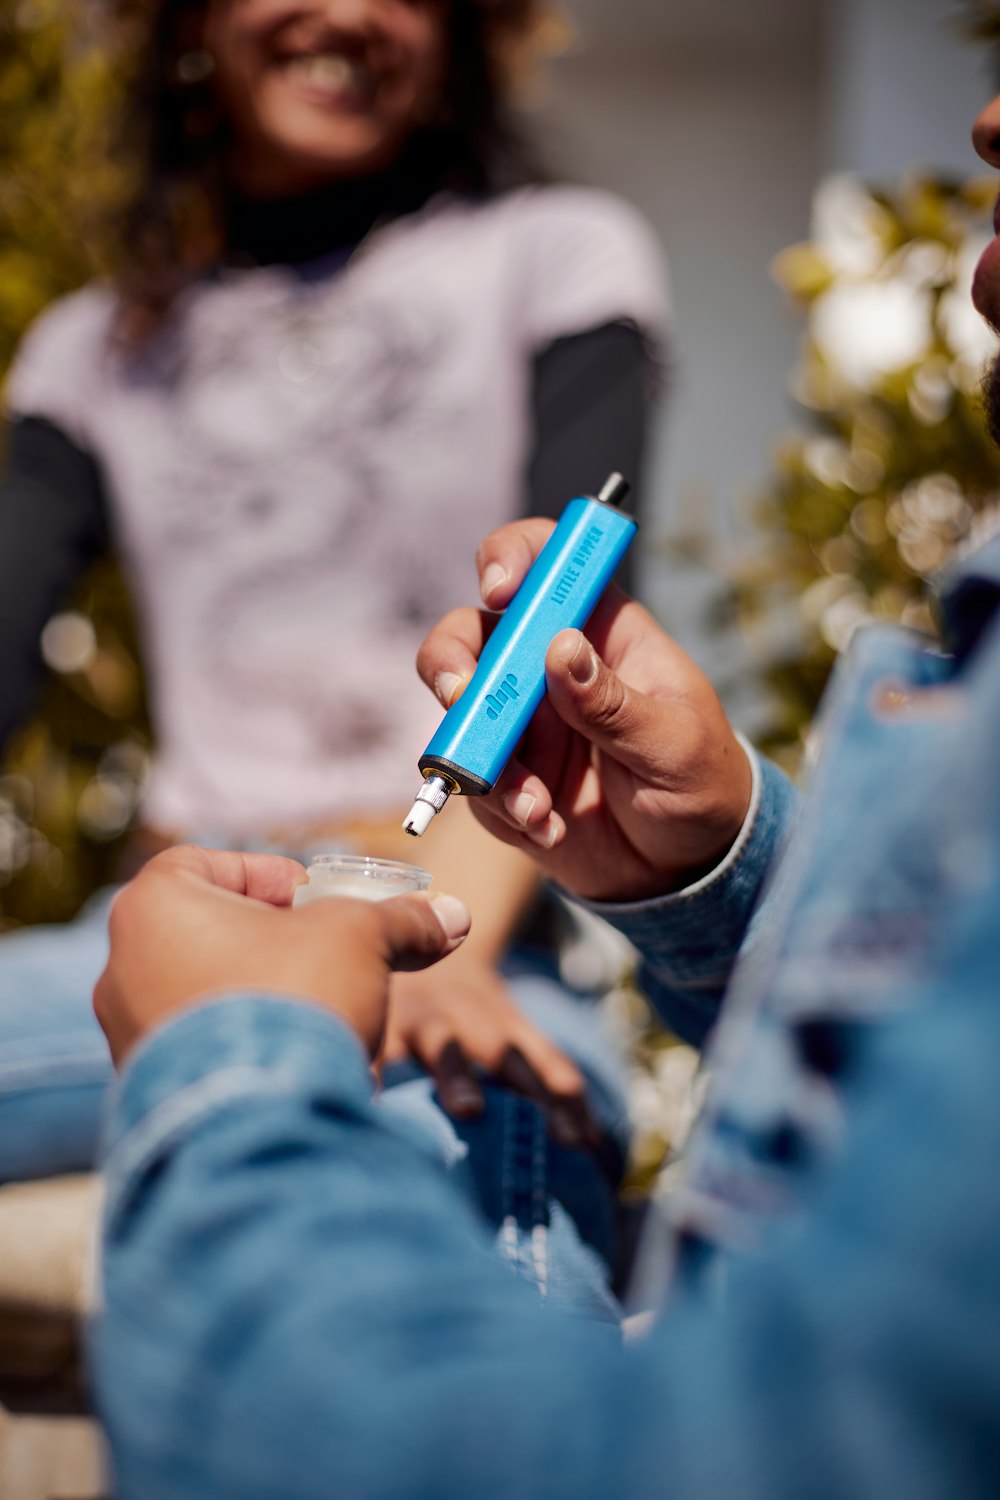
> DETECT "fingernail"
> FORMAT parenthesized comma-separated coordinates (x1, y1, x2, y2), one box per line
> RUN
(430, 894, 470, 943)
(568, 638, 599, 687)
(527, 817, 560, 850)
(481, 562, 508, 605)
(503, 789, 536, 826)
(550, 1107, 583, 1149)
(435, 671, 464, 708)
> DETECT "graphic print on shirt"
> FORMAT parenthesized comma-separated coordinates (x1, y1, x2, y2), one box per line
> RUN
(129, 272, 464, 760)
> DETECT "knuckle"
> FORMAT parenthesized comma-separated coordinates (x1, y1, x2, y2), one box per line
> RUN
(422, 1025, 456, 1066)
(107, 882, 137, 941)
(402, 894, 436, 943)
(353, 904, 383, 942)
(169, 841, 201, 861)
(414, 640, 435, 682)
(587, 669, 628, 730)
(519, 517, 555, 551)
(417, 611, 477, 678)
(383, 896, 436, 958)
(151, 843, 198, 875)
(474, 531, 505, 573)
(320, 901, 378, 956)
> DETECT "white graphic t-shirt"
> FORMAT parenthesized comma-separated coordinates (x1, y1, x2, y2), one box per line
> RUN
(7, 186, 667, 836)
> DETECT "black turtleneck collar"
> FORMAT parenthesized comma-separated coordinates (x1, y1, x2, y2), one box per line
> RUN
(225, 145, 476, 268)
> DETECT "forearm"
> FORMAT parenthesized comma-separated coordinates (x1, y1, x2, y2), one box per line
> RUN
(409, 798, 541, 963)
(578, 748, 799, 1045)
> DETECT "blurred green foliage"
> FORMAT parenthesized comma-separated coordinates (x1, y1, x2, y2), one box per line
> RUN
(0, 0, 126, 362)
(677, 173, 1000, 773)
(0, 0, 149, 930)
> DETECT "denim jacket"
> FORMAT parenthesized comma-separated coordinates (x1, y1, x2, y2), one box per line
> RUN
(93, 536, 1000, 1499)
(597, 537, 1000, 1279)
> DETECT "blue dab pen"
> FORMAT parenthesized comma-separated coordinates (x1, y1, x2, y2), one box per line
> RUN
(403, 473, 636, 837)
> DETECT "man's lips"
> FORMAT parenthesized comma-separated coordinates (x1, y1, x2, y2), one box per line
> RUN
(972, 231, 1000, 324)
(969, 190, 1000, 322)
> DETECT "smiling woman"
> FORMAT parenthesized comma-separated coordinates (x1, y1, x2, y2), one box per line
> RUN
(120, 0, 551, 318)
(204, 0, 450, 191)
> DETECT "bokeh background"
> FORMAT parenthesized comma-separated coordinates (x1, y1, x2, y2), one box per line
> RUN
(2, 0, 1000, 1183)
(535, 0, 1000, 752)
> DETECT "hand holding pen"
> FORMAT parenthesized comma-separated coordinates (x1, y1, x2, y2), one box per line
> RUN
(416, 516, 752, 904)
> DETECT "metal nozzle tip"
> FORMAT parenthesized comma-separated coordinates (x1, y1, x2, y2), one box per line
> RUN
(402, 800, 437, 838)
(401, 774, 452, 837)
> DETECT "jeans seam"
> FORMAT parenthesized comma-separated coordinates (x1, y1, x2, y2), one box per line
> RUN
(497, 1095, 552, 1297)
(499, 1091, 518, 1266)
(531, 1104, 549, 1298)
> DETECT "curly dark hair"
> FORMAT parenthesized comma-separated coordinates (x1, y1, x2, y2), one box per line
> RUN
(114, 0, 556, 324)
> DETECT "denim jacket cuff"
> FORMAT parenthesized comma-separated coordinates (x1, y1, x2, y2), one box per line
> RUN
(103, 996, 373, 1187)
(568, 742, 797, 1008)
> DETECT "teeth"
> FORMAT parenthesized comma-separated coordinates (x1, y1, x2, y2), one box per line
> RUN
(289, 54, 363, 93)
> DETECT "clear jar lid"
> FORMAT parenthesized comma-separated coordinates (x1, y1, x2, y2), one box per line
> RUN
(293, 854, 433, 906)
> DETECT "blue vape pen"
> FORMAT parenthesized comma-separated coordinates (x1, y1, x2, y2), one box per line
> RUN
(403, 473, 636, 836)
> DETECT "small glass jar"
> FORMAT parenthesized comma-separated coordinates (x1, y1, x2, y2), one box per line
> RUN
(292, 854, 433, 907)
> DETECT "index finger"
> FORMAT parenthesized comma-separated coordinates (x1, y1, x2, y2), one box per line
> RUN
(474, 517, 557, 609)
(144, 845, 308, 907)
(417, 605, 491, 707)
(416, 518, 560, 706)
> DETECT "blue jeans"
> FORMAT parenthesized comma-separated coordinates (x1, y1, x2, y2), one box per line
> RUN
(0, 892, 629, 1320)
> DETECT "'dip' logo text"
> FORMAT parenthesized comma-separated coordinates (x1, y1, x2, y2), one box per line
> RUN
(486, 674, 520, 720)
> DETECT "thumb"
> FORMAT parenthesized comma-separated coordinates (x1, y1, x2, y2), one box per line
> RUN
(545, 630, 669, 778)
(372, 892, 471, 973)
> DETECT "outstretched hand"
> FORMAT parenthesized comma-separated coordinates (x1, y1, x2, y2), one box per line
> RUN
(417, 518, 752, 903)
(385, 955, 597, 1148)
(94, 845, 470, 1066)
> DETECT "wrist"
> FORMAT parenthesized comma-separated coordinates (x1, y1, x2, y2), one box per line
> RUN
(572, 731, 758, 905)
(646, 729, 756, 896)
(581, 735, 765, 910)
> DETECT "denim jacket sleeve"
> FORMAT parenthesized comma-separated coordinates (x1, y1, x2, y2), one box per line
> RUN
(94, 895, 1000, 1500)
(575, 743, 799, 1045)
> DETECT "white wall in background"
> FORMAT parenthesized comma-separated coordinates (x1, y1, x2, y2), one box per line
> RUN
(825, 0, 992, 179)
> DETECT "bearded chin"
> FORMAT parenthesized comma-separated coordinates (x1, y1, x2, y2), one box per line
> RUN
(983, 353, 1000, 451)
